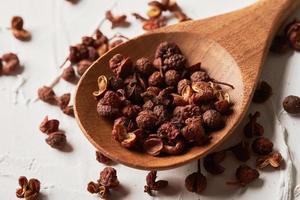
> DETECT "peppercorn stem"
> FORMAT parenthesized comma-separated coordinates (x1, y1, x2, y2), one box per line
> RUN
(197, 159, 201, 173)
(59, 57, 69, 69)
(211, 79, 235, 89)
(109, 33, 130, 41)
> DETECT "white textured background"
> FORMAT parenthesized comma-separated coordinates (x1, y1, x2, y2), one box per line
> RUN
(0, 0, 300, 199)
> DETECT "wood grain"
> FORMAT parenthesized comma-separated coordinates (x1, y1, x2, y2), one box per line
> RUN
(74, 0, 300, 170)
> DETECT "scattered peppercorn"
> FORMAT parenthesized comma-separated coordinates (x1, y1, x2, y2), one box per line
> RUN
(10, 16, 31, 41)
(256, 151, 283, 169)
(16, 176, 40, 200)
(39, 116, 59, 134)
(252, 81, 272, 103)
(46, 131, 67, 150)
(243, 112, 264, 138)
(1, 53, 21, 75)
(233, 165, 259, 187)
(185, 160, 207, 194)
(203, 151, 226, 175)
(105, 10, 130, 29)
(37, 86, 57, 105)
(62, 66, 76, 83)
(144, 171, 168, 196)
(87, 167, 119, 199)
(96, 151, 112, 165)
(252, 137, 273, 155)
(283, 95, 300, 114)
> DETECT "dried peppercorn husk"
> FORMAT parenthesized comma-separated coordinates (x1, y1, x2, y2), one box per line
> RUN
(62, 105, 75, 117)
(96, 151, 113, 165)
(243, 112, 264, 138)
(256, 151, 283, 169)
(111, 124, 137, 149)
(11, 16, 31, 41)
(185, 160, 207, 194)
(93, 75, 108, 98)
(144, 171, 168, 196)
(16, 176, 40, 199)
(203, 151, 226, 175)
(105, 10, 130, 29)
(144, 137, 163, 156)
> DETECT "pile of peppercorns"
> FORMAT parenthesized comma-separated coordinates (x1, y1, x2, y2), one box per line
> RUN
(94, 41, 234, 156)
(61, 30, 109, 83)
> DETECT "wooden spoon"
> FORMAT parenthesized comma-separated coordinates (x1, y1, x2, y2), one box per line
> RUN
(74, 0, 299, 170)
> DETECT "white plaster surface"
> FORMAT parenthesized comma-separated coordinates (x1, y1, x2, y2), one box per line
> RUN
(0, 0, 300, 199)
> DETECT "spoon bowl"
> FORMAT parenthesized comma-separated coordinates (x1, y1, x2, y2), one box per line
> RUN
(75, 0, 299, 170)
(75, 32, 243, 170)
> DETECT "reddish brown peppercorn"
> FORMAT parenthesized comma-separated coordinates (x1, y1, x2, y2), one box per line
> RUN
(10, 16, 31, 41)
(283, 95, 300, 114)
(16, 176, 40, 199)
(136, 110, 158, 130)
(235, 165, 259, 187)
(203, 151, 226, 175)
(46, 131, 67, 150)
(243, 112, 264, 138)
(252, 137, 273, 155)
(190, 71, 210, 82)
(202, 109, 224, 130)
(76, 59, 92, 76)
(182, 117, 208, 145)
(252, 81, 272, 103)
(136, 57, 154, 76)
(164, 70, 181, 86)
(98, 167, 119, 188)
(96, 151, 112, 165)
(1, 53, 21, 75)
(37, 86, 57, 105)
(185, 160, 207, 194)
(144, 171, 168, 196)
(62, 66, 76, 82)
(157, 122, 180, 140)
(148, 71, 164, 87)
(39, 116, 59, 134)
